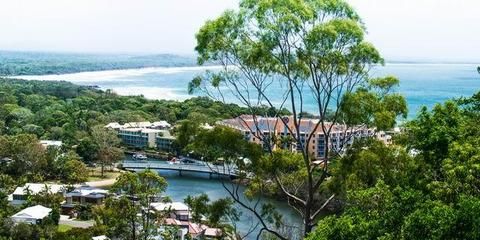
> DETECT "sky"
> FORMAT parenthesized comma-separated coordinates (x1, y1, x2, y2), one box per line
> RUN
(0, 0, 479, 62)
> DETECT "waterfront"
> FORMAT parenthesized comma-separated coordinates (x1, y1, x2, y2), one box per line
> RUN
(14, 63, 480, 119)
(124, 154, 303, 238)
(160, 172, 302, 238)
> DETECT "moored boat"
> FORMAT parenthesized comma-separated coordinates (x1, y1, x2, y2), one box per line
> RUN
(133, 153, 148, 161)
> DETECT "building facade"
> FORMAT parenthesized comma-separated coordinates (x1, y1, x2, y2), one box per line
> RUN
(106, 121, 175, 151)
(218, 115, 386, 159)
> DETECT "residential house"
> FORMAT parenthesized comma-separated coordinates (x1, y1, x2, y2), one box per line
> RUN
(11, 205, 52, 225)
(9, 183, 65, 205)
(118, 128, 161, 148)
(151, 202, 222, 239)
(156, 130, 175, 152)
(92, 235, 110, 240)
(152, 121, 172, 129)
(62, 186, 109, 213)
(151, 202, 190, 221)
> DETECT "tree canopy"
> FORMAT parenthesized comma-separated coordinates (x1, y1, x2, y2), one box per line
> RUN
(308, 91, 480, 240)
(190, 0, 407, 238)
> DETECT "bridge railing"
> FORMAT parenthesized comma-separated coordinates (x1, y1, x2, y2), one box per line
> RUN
(122, 161, 238, 176)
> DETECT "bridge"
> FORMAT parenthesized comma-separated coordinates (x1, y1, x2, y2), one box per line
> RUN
(121, 160, 239, 178)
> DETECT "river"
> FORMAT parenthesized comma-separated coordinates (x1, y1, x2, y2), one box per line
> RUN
(125, 155, 303, 239)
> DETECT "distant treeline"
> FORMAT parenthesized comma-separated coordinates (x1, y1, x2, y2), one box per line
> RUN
(0, 51, 199, 75)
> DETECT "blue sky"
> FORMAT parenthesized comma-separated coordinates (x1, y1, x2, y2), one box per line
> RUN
(0, 0, 479, 62)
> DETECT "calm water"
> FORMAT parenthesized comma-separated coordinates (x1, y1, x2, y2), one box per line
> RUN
(123, 154, 302, 238)
(15, 63, 480, 238)
(16, 63, 480, 119)
(162, 173, 302, 238)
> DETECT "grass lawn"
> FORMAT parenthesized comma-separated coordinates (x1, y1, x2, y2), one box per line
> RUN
(87, 167, 121, 181)
(58, 224, 73, 232)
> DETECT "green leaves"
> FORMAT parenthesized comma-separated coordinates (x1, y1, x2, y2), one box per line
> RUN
(184, 193, 240, 228)
(338, 76, 407, 130)
(310, 91, 480, 240)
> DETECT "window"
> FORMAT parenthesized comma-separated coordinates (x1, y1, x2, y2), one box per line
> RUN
(13, 194, 26, 201)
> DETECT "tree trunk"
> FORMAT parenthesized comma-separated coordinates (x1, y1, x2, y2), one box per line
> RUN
(101, 161, 105, 178)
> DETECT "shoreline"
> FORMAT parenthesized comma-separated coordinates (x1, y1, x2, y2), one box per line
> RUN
(4, 62, 479, 80)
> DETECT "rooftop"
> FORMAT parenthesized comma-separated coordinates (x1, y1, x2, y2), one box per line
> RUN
(218, 115, 351, 134)
(12, 183, 65, 196)
(106, 121, 172, 130)
(11, 205, 52, 220)
(151, 202, 189, 212)
(66, 186, 108, 197)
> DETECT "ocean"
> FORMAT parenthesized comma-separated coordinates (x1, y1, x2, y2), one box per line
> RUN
(15, 63, 480, 119)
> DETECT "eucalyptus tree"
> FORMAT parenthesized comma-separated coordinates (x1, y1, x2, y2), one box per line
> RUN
(110, 170, 168, 240)
(190, 0, 407, 238)
(91, 125, 124, 177)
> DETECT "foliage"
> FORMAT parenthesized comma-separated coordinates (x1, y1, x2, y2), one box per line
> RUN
(308, 91, 480, 240)
(53, 226, 106, 240)
(184, 193, 240, 228)
(190, 0, 407, 238)
(0, 51, 197, 76)
(96, 170, 167, 240)
(91, 125, 124, 177)
(0, 78, 259, 151)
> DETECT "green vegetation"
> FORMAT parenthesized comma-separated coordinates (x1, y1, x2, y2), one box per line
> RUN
(0, 51, 197, 76)
(94, 170, 167, 240)
(0, 77, 254, 239)
(57, 224, 73, 233)
(0, 1, 479, 239)
(0, 77, 257, 160)
(190, 0, 406, 238)
(307, 92, 480, 240)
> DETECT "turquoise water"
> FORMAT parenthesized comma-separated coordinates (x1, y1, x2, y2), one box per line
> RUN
(18, 64, 480, 118)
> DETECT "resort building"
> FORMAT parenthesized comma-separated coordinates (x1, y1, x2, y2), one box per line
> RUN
(106, 121, 175, 151)
(118, 128, 161, 148)
(156, 130, 176, 152)
(11, 205, 52, 225)
(9, 183, 66, 205)
(218, 115, 384, 159)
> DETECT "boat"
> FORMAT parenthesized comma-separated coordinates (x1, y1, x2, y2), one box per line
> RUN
(133, 153, 148, 161)
(168, 157, 178, 164)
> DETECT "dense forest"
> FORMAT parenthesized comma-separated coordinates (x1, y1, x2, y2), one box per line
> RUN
(0, 51, 197, 75)
(306, 91, 480, 239)
(0, 78, 260, 161)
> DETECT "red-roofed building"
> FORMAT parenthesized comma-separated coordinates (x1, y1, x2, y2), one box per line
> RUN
(218, 115, 379, 159)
